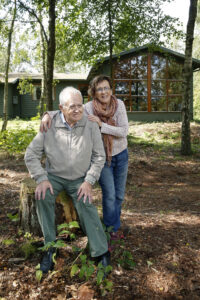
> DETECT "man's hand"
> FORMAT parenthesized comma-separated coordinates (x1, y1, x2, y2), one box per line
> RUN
(77, 181, 93, 204)
(87, 115, 102, 128)
(35, 180, 54, 200)
(40, 114, 52, 133)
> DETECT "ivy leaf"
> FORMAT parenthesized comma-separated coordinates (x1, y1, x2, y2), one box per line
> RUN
(96, 269, 104, 285)
(70, 264, 79, 277)
(68, 221, 80, 229)
(36, 270, 43, 282)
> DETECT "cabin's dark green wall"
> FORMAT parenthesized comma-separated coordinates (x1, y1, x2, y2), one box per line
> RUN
(0, 80, 87, 119)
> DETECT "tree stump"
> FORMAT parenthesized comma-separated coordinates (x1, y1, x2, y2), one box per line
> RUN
(19, 178, 77, 236)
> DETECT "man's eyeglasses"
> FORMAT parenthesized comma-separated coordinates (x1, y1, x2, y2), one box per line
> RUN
(63, 104, 83, 111)
(96, 87, 111, 93)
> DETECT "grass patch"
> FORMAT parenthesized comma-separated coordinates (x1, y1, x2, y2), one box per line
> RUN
(0, 119, 200, 156)
(0, 118, 40, 131)
(128, 121, 200, 155)
(0, 118, 40, 155)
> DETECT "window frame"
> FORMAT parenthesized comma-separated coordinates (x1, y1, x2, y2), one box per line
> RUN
(31, 84, 56, 101)
(113, 52, 183, 112)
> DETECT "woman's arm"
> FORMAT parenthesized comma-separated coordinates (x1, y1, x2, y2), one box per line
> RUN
(100, 100, 129, 137)
(40, 111, 58, 132)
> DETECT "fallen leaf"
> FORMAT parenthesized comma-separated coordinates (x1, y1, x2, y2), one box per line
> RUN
(77, 284, 94, 300)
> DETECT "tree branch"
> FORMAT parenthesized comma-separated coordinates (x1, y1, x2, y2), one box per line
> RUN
(18, 0, 48, 43)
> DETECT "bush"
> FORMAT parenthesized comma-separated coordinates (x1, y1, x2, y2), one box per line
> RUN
(0, 127, 37, 154)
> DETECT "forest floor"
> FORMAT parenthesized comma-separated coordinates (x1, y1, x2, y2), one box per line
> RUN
(1, 122, 200, 299)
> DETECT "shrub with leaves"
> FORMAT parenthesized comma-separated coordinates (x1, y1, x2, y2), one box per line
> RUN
(0, 127, 36, 154)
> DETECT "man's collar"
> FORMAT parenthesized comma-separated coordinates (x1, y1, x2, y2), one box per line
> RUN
(60, 111, 72, 130)
(54, 111, 87, 128)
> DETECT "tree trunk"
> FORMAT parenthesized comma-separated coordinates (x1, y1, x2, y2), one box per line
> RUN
(19, 178, 77, 236)
(1, 0, 16, 132)
(181, 0, 198, 155)
(108, 0, 113, 81)
(39, 11, 47, 117)
(46, 0, 56, 111)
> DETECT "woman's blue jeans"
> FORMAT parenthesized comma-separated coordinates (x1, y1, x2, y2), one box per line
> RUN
(99, 148, 128, 232)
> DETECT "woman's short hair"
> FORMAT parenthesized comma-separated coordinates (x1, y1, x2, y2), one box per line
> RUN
(88, 75, 112, 98)
(59, 86, 82, 106)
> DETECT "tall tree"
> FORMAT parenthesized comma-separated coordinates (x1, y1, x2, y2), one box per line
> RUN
(64, 0, 183, 74)
(193, 1, 200, 120)
(1, 0, 17, 132)
(46, 0, 56, 111)
(39, 9, 47, 116)
(18, 0, 56, 111)
(181, 0, 198, 155)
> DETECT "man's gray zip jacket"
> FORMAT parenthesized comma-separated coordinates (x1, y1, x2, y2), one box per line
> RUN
(24, 112, 106, 185)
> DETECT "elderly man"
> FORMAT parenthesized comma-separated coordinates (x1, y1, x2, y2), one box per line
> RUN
(25, 87, 110, 273)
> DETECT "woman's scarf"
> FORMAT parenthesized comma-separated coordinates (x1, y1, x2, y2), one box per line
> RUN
(92, 95, 118, 163)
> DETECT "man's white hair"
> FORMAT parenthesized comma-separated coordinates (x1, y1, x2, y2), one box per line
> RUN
(59, 86, 83, 106)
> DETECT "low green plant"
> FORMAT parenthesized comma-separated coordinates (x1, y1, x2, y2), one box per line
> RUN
(98, 278, 113, 296)
(20, 232, 37, 259)
(20, 242, 37, 259)
(70, 253, 113, 295)
(31, 113, 41, 121)
(38, 239, 67, 252)
(116, 250, 136, 269)
(0, 127, 36, 154)
(7, 212, 19, 222)
(57, 221, 80, 240)
(35, 264, 43, 282)
(71, 254, 95, 281)
(1, 239, 15, 246)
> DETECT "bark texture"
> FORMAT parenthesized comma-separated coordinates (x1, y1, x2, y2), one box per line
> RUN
(181, 0, 198, 155)
(46, 0, 56, 111)
(19, 178, 77, 236)
(1, 0, 16, 132)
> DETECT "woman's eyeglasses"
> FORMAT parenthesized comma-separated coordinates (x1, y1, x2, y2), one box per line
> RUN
(96, 87, 111, 93)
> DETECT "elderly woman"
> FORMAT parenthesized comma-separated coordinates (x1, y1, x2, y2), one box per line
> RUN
(41, 75, 129, 241)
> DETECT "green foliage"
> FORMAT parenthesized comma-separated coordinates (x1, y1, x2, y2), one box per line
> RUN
(19, 232, 37, 259)
(70, 252, 113, 295)
(30, 113, 41, 121)
(1, 239, 15, 246)
(64, 0, 184, 65)
(102, 224, 114, 242)
(116, 250, 136, 270)
(79, 255, 95, 281)
(0, 127, 37, 154)
(70, 255, 95, 281)
(70, 264, 79, 277)
(99, 278, 113, 296)
(38, 240, 67, 252)
(57, 221, 80, 240)
(20, 242, 37, 259)
(7, 213, 19, 222)
(96, 262, 113, 296)
(127, 127, 182, 151)
(17, 78, 34, 95)
(35, 269, 43, 282)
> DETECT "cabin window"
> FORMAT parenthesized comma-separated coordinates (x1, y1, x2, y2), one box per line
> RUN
(32, 85, 41, 101)
(113, 53, 183, 112)
(32, 85, 56, 101)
